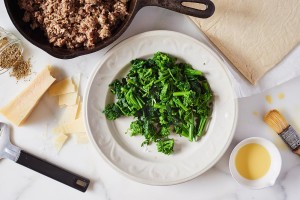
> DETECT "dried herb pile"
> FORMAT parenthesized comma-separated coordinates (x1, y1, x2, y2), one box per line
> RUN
(0, 36, 31, 80)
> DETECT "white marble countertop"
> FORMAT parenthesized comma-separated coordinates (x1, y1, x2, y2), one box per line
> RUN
(1, 2, 300, 200)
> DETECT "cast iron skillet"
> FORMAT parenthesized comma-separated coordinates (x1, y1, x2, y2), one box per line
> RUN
(4, 0, 215, 59)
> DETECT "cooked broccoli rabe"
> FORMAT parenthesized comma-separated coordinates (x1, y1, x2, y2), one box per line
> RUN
(103, 52, 213, 155)
(156, 139, 174, 155)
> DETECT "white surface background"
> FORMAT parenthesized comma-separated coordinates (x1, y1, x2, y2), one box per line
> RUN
(1, 2, 300, 200)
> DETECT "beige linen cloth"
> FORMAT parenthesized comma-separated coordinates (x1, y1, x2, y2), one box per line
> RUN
(187, 0, 300, 84)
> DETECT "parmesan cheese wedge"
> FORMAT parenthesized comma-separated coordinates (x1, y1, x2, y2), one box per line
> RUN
(58, 92, 78, 106)
(0, 67, 56, 126)
(48, 78, 76, 96)
(54, 117, 86, 134)
(54, 134, 69, 151)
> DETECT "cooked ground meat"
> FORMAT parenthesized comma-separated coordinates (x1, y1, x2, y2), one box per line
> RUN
(18, 0, 129, 49)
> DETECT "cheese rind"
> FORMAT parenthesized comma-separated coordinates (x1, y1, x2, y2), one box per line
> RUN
(48, 78, 76, 96)
(0, 67, 56, 126)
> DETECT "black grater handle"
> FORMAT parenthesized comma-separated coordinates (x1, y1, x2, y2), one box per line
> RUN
(16, 150, 90, 192)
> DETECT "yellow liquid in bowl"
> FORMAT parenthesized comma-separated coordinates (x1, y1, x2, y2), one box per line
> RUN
(235, 143, 271, 180)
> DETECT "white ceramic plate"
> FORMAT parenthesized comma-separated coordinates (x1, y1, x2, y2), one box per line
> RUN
(84, 30, 237, 185)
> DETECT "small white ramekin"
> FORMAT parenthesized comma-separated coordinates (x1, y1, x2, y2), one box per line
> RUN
(229, 137, 282, 189)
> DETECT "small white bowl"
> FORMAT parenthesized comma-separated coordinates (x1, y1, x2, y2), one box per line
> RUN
(229, 137, 282, 189)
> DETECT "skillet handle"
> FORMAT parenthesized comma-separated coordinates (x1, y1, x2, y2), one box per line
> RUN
(16, 150, 90, 192)
(138, 0, 215, 18)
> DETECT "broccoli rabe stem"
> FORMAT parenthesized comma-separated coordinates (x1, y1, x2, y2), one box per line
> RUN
(154, 103, 166, 109)
(125, 88, 144, 109)
(173, 91, 190, 97)
(154, 74, 170, 84)
(197, 116, 207, 137)
(185, 68, 203, 76)
(188, 112, 194, 142)
(167, 68, 177, 82)
(173, 98, 188, 111)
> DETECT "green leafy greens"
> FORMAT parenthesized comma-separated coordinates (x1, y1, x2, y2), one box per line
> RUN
(103, 52, 213, 155)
